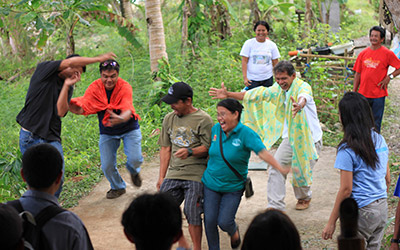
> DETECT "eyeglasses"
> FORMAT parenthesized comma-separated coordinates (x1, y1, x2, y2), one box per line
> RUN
(101, 61, 118, 67)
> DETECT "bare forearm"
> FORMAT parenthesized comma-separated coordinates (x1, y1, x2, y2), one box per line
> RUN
(328, 187, 352, 225)
(241, 57, 249, 80)
(258, 149, 283, 172)
(227, 91, 246, 100)
(59, 52, 115, 71)
(57, 84, 71, 117)
(159, 147, 171, 179)
(272, 58, 279, 67)
(192, 145, 209, 158)
(353, 72, 360, 92)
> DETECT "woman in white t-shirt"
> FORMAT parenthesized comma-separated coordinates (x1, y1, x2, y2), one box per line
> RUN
(240, 21, 281, 90)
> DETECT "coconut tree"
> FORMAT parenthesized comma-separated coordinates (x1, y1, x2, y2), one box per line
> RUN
(145, 0, 168, 74)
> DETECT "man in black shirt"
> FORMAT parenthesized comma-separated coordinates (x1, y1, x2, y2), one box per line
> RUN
(70, 60, 143, 199)
(16, 52, 116, 198)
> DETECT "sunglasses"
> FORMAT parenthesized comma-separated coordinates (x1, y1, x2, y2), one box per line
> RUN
(101, 61, 118, 67)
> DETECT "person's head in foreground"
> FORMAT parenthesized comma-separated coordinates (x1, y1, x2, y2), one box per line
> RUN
(121, 193, 183, 250)
(0, 204, 24, 250)
(241, 208, 302, 250)
(22, 143, 63, 192)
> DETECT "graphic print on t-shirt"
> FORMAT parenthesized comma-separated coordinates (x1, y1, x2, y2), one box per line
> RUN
(363, 57, 380, 69)
(251, 49, 272, 65)
(170, 126, 196, 147)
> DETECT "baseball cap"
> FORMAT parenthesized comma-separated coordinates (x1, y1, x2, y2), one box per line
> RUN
(162, 82, 193, 104)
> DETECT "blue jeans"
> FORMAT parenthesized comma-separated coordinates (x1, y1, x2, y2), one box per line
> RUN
(19, 129, 64, 198)
(99, 129, 143, 190)
(203, 185, 243, 250)
(367, 97, 385, 133)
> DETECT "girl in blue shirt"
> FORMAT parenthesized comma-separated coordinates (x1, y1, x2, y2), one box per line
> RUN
(202, 99, 288, 250)
(322, 92, 390, 249)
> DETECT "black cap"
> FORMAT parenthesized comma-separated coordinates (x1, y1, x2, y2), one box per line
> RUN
(162, 82, 193, 104)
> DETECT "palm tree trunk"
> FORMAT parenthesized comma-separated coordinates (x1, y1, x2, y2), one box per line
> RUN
(145, 0, 168, 74)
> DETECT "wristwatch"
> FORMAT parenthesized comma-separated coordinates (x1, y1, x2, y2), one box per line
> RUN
(389, 74, 394, 80)
(391, 238, 400, 243)
(187, 148, 193, 157)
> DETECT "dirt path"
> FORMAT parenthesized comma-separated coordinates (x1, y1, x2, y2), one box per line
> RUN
(71, 79, 400, 250)
(71, 146, 339, 250)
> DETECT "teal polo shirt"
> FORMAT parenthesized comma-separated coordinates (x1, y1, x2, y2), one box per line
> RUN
(202, 122, 266, 192)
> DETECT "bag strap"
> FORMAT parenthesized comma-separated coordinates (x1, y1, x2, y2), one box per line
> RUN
(219, 129, 245, 182)
(35, 205, 66, 228)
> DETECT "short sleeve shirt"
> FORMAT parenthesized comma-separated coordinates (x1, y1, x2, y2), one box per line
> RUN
(353, 46, 400, 98)
(19, 190, 93, 250)
(16, 60, 74, 141)
(202, 122, 266, 192)
(334, 131, 388, 208)
(240, 38, 280, 81)
(158, 109, 213, 182)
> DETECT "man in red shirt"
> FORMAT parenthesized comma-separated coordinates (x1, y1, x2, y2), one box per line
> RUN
(353, 26, 400, 132)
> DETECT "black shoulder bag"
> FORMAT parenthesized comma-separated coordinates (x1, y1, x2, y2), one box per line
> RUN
(219, 129, 254, 198)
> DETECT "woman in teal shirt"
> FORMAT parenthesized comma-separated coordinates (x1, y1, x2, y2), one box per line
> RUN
(202, 99, 288, 250)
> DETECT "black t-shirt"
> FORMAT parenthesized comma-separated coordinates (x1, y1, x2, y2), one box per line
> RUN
(16, 60, 74, 141)
(97, 89, 139, 135)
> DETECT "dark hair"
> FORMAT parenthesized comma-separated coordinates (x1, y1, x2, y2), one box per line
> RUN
(22, 144, 63, 189)
(65, 54, 86, 73)
(122, 193, 182, 250)
(369, 26, 385, 39)
(0, 204, 23, 250)
(253, 21, 270, 32)
(241, 209, 302, 250)
(217, 98, 244, 121)
(338, 92, 378, 169)
(99, 59, 120, 73)
(273, 61, 296, 76)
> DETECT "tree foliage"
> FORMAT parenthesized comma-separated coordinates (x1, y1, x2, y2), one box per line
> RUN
(0, 0, 141, 56)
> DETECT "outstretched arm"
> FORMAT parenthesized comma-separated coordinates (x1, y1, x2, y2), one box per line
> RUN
(257, 149, 289, 175)
(209, 82, 246, 100)
(59, 52, 116, 71)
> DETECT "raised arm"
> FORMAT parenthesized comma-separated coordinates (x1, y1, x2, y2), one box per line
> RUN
(59, 52, 116, 71)
(57, 72, 81, 117)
